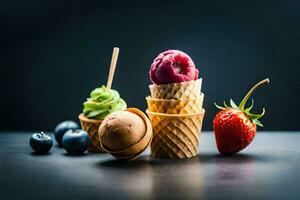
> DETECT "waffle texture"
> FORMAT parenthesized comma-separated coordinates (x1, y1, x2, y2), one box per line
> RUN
(146, 109, 205, 159)
(78, 113, 105, 153)
(146, 94, 203, 114)
(149, 79, 202, 99)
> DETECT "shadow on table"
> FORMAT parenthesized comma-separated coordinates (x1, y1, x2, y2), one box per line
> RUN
(198, 153, 276, 164)
(55, 144, 63, 148)
(97, 157, 151, 169)
(96, 155, 204, 199)
(61, 152, 89, 157)
(97, 152, 275, 170)
(198, 153, 272, 163)
(96, 158, 199, 199)
(96, 153, 276, 199)
(198, 153, 278, 183)
(30, 152, 52, 156)
(97, 155, 201, 169)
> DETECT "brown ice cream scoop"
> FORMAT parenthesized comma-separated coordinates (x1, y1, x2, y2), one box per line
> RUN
(99, 108, 153, 160)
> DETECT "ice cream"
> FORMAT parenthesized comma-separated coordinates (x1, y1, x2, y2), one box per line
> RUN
(79, 85, 127, 153)
(99, 108, 152, 160)
(146, 49, 205, 159)
(149, 50, 199, 85)
(83, 85, 127, 120)
(100, 110, 146, 151)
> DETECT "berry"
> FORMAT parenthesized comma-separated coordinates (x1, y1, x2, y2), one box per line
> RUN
(54, 121, 79, 145)
(29, 132, 53, 153)
(62, 129, 90, 155)
(149, 50, 199, 84)
(213, 78, 270, 155)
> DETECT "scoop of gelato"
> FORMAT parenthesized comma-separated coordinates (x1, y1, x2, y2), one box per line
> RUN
(99, 108, 153, 160)
(99, 110, 146, 151)
(149, 50, 199, 85)
(83, 85, 127, 120)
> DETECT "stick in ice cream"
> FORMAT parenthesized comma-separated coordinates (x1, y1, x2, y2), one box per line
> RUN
(79, 47, 127, 153)
(149, 50, 199, 85)
(107, 47, 119, 89)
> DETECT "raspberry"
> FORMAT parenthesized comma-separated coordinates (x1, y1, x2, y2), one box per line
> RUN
(149, 50, 199, 85)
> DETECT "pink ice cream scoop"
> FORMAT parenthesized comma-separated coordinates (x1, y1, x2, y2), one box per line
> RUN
(149, 50, 199, 85)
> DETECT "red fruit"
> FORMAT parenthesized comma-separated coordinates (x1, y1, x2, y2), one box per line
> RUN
(213, 78, 270, 155)
(149, 50, 199, 85)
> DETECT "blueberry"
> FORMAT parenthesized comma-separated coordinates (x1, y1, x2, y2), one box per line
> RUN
(62, 129, 90, 155)
(30, 132, 53, 153)
(54, 121, 79, 145)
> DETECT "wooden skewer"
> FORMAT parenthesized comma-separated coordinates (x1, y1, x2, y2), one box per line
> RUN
(106, 47, 120, 89)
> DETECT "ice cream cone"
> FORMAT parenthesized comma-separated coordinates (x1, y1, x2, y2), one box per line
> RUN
(146, 109, 205, 159)
(99, 108, 153, 160)
(149, 78, 202, 99)
(146, 94, 204, 114)
(78, 113, 105, 153)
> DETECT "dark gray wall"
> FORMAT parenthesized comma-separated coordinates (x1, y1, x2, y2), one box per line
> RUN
(1, 0, 299, 131)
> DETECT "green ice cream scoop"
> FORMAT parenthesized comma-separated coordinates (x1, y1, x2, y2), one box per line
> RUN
(83, 85, 127, 120)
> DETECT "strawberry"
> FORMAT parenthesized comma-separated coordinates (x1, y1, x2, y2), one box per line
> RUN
(213, 78, 270, 155)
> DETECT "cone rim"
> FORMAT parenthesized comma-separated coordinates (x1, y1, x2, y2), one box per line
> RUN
(146, 109, 205, 117)
(146, 93, 204, 102)
(149, 78, 202, 88)
(78, 113, 103, 124)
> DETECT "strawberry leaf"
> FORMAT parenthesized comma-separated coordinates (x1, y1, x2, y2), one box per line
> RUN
(245, 98, 254, 112)
(230, 99, 238, 108)
(253, 119, 263, 127)
(223, 100, 229, 108)
(214, 102, 226, 110)
(245, 108, 265, 120)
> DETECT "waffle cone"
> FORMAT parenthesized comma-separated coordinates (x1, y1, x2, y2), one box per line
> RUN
(99, 108, 153, 160)
(78, 113, 106, 153)
(149, 79, 202, 99)
(146, 94, 204, 114)
(146, 109, 205, 159)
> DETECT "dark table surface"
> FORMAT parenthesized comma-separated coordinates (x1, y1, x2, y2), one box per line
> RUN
(1, 132, 300, 200)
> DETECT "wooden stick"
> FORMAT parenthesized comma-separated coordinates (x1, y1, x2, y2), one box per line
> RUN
(106, 47, 120, 89)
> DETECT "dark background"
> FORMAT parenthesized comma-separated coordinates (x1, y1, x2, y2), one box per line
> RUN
(1, 0, 299, 131)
